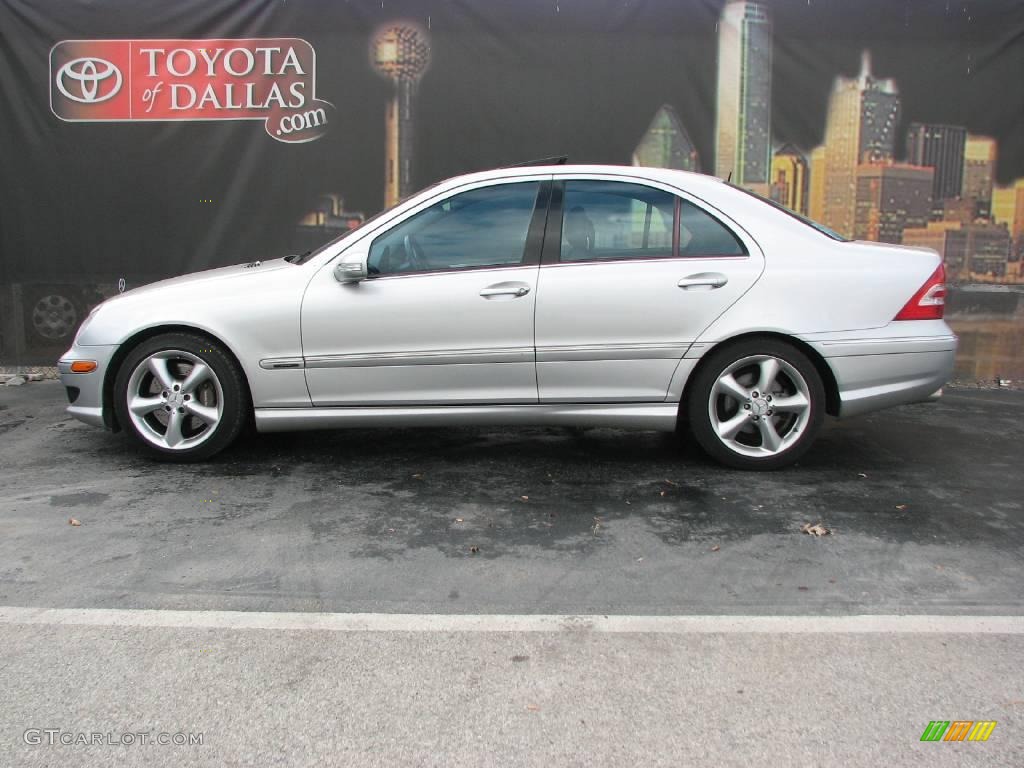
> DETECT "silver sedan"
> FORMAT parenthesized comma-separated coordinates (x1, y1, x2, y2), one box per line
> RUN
(59, 165, 956, 469)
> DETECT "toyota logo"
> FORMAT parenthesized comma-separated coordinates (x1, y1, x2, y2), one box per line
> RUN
(55, 56, 122, 104)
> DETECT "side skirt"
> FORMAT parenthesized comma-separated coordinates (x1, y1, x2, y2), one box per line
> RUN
(254, 403, 680, 433)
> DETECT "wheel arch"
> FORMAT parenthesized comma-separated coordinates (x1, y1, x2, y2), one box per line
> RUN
(678, 331, 840, 422)
(102, 324, 253, 431)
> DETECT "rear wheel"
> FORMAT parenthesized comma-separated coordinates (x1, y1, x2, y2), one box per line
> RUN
(113, 333, 247, 461)
(687, 338, 825, 470)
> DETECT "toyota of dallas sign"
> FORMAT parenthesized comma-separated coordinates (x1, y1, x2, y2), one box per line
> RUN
(50, 39, 334, 143)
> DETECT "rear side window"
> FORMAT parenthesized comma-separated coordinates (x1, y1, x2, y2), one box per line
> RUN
(559, 180, 675, 262)
(678, 200, 747, 257)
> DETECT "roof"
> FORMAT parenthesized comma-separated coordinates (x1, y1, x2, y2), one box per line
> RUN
(435, 163, 725, 193)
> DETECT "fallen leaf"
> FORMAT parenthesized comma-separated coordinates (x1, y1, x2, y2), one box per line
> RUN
(520, 495, 529, 501)
(525, 704, 541, 712)
(710, 544, 720, 552)
(857, 473, 868, 478)
(387, 528, 395, 533)
(454, 517, 464, 523)
(800, 522, 832, 536)
(469, 546, 479, 554)
(663, 479, 679, 487)
(412, 473, 424, 480)
(659, 490, 666, 497)
(798, 586, 809, 591)
(68, 518, 81, 526)
(895, 504, 908, 510)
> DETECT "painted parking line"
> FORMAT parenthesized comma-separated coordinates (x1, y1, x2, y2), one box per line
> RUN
(1, 607, 1022, 634)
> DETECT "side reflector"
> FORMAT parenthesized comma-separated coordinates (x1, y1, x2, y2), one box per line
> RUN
(69, 360, 98, 373)
(894, 264, 946, 321)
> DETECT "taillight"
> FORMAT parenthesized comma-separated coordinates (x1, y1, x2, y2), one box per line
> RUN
(894, 264, 946, 321)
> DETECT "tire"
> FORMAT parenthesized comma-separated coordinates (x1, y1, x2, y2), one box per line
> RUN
(686, 338, 825, 470)
(113, 332, 248, 462)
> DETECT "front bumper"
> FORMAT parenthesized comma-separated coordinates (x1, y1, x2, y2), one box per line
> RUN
(58, 343, 119, 429)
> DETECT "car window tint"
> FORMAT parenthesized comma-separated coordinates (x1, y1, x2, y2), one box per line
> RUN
(368, 182, 540, 275)
(559, 180, 675, 262)
(678, 200, 747, 257)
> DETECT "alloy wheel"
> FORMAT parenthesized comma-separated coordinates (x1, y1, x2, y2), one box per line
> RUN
(125, 350, 224, 450)
(708, 354, 812, 458)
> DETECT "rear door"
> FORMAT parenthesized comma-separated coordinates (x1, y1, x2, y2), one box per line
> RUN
(533, 175, 764, 402)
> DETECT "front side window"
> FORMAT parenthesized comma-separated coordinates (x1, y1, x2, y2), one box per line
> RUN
(368, 181, 541, 276)
(559, 180, 675, 262)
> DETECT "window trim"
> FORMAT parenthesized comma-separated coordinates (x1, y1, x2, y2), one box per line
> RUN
(542, 177, 750, 266)
(365, 179, 552, 279)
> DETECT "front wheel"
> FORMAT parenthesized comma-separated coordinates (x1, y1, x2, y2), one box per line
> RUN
(113, 333, 248, 461)
(687, 339, 825, 470)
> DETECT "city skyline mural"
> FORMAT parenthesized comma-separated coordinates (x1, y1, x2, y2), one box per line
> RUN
(1, 0, 1022, 378)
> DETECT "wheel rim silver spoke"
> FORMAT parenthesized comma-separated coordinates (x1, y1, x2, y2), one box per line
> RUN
(128, 395, 163, 417)
(708, 354, 812, 459)
(715, 373, 750, 403)
(184, 401, 219, 426)
(147, 355, 176, 390)
(757, 417, 783, 452)
(126, 349, 224, 451)
(180, 362, 211, 394)
(771, 392, 809, 414)
(163, 410, 186, 447)
(756, 358, 780, 394)
(716, 410, 752, 440)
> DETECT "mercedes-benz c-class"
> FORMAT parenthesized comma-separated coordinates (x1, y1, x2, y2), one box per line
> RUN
(59, 164, 956, 469)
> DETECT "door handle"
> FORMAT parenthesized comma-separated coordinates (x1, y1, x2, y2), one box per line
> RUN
(480, 284, 530, 298)
(678, 273, 728, 290)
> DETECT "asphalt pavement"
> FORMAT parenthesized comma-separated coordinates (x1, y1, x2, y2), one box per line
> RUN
(1, 381, 1022, 766)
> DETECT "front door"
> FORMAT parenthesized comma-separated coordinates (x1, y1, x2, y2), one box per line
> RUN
(534, 176, 764, 402)
(301, 179, 550, 406)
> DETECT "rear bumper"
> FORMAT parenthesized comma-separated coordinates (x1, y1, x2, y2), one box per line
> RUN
(829, 349, 956, 417)
(800, 325, 957, 418)
(58, 343, 119, 429)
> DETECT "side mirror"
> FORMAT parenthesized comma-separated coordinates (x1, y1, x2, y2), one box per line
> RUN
(334, 260, 368, 284)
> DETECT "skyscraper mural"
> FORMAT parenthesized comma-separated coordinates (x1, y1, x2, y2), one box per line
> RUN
(632, 105, 701, 172)
(770, 144, 809, 216)
(0, 0, 1022, 379)
(819, 51, 901, 239)
(963, 135, 998, 218)
(905, 123, 967, 216)
(714, 0, 772, 188)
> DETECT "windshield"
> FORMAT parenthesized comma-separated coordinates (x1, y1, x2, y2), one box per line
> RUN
(291, 181, 446, 264)
(729, 183, 848, 242)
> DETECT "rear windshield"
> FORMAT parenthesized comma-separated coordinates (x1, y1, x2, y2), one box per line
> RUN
(729, 184, 849, 242)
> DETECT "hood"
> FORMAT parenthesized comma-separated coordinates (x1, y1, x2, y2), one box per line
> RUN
(113, 257, 294, 301)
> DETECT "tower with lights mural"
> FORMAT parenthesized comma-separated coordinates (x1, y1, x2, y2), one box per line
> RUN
(371, 23, 432, 208)
(715, 0, 773, 189)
